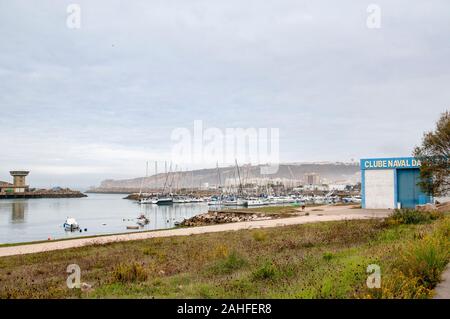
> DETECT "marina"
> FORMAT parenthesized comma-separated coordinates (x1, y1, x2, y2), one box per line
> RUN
(0, 193, 207, 244)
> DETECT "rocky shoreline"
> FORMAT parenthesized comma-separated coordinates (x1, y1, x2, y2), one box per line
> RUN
(180, 210, 299, 227)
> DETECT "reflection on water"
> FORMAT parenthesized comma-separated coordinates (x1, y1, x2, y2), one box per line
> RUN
(11, 201, 27, 223)
(0, 194, 208, 244)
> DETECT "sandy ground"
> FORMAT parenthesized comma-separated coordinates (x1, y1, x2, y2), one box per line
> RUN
(0, 206, 391, 258)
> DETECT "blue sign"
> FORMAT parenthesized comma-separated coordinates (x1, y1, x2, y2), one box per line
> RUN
(360, 157, 421, 170)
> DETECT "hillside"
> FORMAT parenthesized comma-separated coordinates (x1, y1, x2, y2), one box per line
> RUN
(89, 162, 360, 192)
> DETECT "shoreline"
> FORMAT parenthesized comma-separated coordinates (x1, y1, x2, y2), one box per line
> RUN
(0, 206, 390, 257)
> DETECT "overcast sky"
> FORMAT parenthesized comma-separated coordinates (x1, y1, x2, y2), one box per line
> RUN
(0, 0, 449, 188)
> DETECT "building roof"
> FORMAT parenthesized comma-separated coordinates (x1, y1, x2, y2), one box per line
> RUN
(10, 171, 29, 176)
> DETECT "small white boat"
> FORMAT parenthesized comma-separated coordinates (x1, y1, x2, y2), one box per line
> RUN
(137, 214, 149, 226)
(63, 217, 79, 231)
(246, 198, 267, 206)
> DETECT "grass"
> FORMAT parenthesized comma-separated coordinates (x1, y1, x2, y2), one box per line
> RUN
(0, 226, 179, 247)
(0, 210, 448, 299)
(252, 229, 268, 241)
(230, 205, 300, 215)
(112, 262, 148, 283)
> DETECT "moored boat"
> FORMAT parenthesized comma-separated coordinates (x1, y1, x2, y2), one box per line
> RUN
(154, 197, 173, 205)
(63, 217, 79, 231)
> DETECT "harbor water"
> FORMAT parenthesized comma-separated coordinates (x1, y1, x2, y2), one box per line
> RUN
(0, 193, 208, 244)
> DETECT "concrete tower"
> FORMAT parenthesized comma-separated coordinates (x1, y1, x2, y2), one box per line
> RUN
(10, 171, 29, 193)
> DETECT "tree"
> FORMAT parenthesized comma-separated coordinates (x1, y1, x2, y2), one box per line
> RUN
(413, 111, 450, 197)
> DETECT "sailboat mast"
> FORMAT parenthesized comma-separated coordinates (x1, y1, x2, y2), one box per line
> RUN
(216, 161, 221, 190)
(235, 159, 243, 196)
(139, 161, 148, 198)
(162, 162, 172, 195)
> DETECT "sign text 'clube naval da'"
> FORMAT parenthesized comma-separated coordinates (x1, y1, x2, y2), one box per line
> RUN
(360, 157, 421, 170)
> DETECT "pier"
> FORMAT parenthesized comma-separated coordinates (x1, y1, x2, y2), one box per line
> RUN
(0, 170, 86, 199)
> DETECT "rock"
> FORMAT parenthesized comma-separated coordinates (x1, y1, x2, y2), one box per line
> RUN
(436, 201, 450, 213)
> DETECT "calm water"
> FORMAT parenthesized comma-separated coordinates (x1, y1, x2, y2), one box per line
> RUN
(0, 194, 208, 244)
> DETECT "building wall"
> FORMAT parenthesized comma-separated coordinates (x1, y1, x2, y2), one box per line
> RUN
(361, 157, 432, 209)
(13, 176, 26, 187)
(364, 169, 395, 209)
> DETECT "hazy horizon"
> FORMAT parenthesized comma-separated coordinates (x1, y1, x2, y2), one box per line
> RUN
(1, 1, 449, 188)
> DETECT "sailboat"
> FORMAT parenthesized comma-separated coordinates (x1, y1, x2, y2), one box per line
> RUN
(153, 162, 173, 205)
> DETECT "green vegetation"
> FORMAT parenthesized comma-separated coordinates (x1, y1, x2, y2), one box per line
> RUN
(252, 229, 268, 242)
(413, 110, 450, 197)
(0, 210, 448, 299)
(112, 262, 148, 283)
(388, 208, 443, 225)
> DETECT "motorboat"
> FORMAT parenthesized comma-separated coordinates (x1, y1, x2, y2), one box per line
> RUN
(246, 198, 268, 206)
(223, 198, 247, 206)
(63, 217, 79, 231)
(207, 199, 222, 206)
(207, 195, 223, 206)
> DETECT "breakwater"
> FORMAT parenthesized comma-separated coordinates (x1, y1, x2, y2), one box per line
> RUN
(0, 191, 87, 199)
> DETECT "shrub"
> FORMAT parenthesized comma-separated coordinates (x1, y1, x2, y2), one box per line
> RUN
(252, 262, 278, 280)
(252, 230, 268, 242)
(322, 252, 334, 261)
(142, 246, 157, 256)
(212, 244, 229, 259)
(112, 262, 148, 283)
(376, 270, 432, 299)
(389, 209, 443, 225)
(398, 236, 449, 287)
(211, 251, 247, 274)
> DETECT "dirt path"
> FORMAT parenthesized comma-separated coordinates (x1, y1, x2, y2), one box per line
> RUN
(0, 208, 390, 258)
(433, 264, 450, 299)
